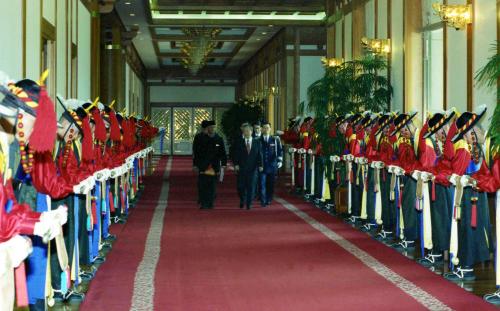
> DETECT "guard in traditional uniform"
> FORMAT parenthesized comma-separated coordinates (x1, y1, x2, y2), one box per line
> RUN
(417, 109, 457, 267)
(258, 121, 283, 206)
(389, 112, 421, 250)
(445, 106, 493, 281)
(192, 120, 227, 209)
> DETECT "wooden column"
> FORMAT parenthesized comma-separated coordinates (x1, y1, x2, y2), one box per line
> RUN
(352, 0, 365, 58)
(90, 1, 100, 99)
(466, 0, 473, 111)
(404, 0, 423, 113)
(101, 19, 125, 110)
(293, 27, 300, 117)
(326, 0, 336, 58)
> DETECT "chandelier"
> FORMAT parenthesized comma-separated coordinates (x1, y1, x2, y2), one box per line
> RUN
(181, 28, 221, 75)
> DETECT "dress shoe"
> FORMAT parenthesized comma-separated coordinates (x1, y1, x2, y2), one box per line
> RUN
(240, 203, 244, 209)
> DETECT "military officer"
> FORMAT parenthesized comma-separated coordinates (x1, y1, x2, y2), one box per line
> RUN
(258, 121, 283, 207)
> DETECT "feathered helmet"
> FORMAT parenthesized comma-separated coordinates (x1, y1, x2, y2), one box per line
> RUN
(0, 70, 58, 152)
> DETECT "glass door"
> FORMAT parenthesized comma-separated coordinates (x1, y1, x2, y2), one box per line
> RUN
(173, 108, 193, 155)
(151, 107, 171, 155)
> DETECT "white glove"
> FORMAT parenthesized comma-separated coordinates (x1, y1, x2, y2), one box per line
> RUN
(395, 167, 405, 176)
(345, 154, 354, 162)
(329, 155, 340, 163)
(420, 171, 434, 182)
(460, 175, 477, 187)
(94, 170, 106, 182)
(86, 176, 96, 190)
(40, 205, 68, 226)
(277, 162, 283, 169)
(370, 161, 384, 169)
(73, 181, 88, 194)
(5, 235, 32, 268)
(358, 157, 368, 165)
(449, 173, 461, 185)
(34, 219, 61, 241)
(110, 167, 118, 178)
(388, 165, 404, 175)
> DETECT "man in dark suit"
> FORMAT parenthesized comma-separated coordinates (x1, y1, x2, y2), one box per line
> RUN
(193, 120, 227, 209)
(233, 122, 263, 210)
(259, 121, 283, 206)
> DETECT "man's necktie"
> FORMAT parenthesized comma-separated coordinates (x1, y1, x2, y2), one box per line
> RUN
(246, 140, 251, 154)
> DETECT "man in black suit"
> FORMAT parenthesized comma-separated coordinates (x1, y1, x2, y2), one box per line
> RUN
(193, 120, 227, 209)
(233, 122, 263, 210)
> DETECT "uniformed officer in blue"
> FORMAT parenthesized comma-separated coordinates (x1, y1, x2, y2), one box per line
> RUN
(258, 121, 283, 207)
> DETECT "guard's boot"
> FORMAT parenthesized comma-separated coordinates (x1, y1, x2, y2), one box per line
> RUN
(444, 267, 476, 282)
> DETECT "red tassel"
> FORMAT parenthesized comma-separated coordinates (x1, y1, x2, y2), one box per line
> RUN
(398, 187, 403, 209)
(471, 200, 477, 228)
(431, 181, 436, 201)
(81, 117, 94, 162)
(91, 109, 107, 142)
(92, 200, 97, 225)
(29, 89, 57, 152)
(14, 262, 28, 307)
(108, 110, 121, 142)
(109, 191, 115, 212)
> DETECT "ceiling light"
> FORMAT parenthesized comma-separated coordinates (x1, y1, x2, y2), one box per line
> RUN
(130, 13, 135, 16)
(256, 38, 261, 41)
(261, 32, 267, 35)
(151, 11, 326, 21)
(125, 2, 131, 4)
(268, 24, 274, 27)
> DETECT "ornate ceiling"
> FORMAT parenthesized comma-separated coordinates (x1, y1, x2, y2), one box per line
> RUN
(115, 0, 326, 81)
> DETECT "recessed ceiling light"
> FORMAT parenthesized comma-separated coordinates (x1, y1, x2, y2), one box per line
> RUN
(261, 32, 267, 35)
(256, 38, 261, 41)
(125, 2, 131, 4)
(130, 13, 135, 16)
(268, 24, 274, 27)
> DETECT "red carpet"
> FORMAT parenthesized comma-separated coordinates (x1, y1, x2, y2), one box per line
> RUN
(81, 156, 495, 311)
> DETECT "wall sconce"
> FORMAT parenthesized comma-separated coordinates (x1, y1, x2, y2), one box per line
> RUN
(361, 37, 391, 55)
(321, 57, 344, 68)
(432, 3, 472, 30)
(269, 86, 280, 96)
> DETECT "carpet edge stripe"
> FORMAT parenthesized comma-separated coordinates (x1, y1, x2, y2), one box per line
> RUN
(275, 197, 453, 311)
(130, 156, 172, 311)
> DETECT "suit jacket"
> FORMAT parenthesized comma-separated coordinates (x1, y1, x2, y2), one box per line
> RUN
(260, 135, 283, 174)
(233, 136, 263, 173)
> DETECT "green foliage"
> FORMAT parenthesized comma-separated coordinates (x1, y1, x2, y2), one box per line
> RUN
(306, 54, 392, 156)
(220, 97, 264, 149)
(474, 41, 500, 154)
(475, 42, 500, 90)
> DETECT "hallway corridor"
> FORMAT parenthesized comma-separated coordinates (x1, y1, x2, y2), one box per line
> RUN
(80, 156, 495, 311)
